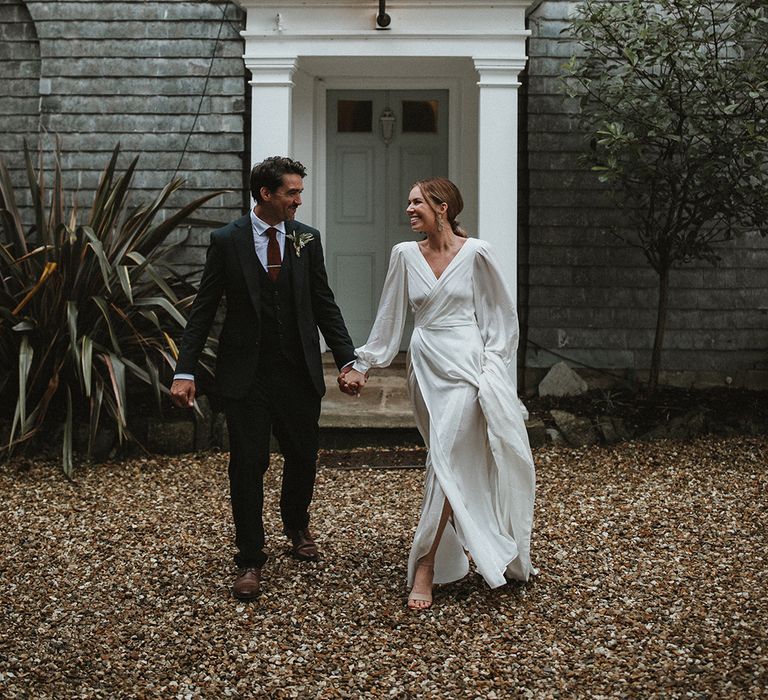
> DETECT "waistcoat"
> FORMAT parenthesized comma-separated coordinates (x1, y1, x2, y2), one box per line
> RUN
(256, 251, 304, 368)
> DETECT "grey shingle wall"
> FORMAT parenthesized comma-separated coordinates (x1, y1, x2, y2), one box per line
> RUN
(2, 0, 247, 271)
(522, 0, 768, 382)
(0, 0, 42, 202)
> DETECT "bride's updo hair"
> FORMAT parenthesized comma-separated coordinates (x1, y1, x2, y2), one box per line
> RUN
(414, 177, 468, 238)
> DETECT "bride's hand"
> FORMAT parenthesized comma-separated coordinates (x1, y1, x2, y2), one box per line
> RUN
(338, 367, 368, 396)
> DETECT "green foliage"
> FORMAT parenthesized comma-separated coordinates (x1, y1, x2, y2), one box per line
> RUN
(563, 0, 768, 390)
(564, 0, 768, 271)
(0, 143, 221, 476)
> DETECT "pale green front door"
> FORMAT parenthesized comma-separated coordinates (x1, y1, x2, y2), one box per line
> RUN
(326, 89, 449, 348)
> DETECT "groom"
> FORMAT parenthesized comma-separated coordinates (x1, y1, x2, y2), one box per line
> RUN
(171, 156, 361, 600)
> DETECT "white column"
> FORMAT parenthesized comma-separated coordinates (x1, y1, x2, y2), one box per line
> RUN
(474, 58, 525, 285)
(244, 57, 298, 167)
(474, 58, 528, 409)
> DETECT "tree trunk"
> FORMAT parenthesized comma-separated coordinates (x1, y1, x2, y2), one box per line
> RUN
(649, 266, 670, 394)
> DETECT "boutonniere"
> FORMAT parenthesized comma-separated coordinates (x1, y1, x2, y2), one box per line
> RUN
(286, 231, 314, 258)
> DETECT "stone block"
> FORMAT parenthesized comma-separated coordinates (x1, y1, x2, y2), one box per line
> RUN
(211, 411, 229, 450)
(527, 130, 592, 152)
(29, 2, 244, 23)
(546, 427, 567, 445)
(54, 76, 244, 97)
(538, 361, 588, 397)
(550, 409, 599, 447)
(595, 416, 631, 444)
(0, 43, 38, 61)
(75, 423, 117, 460)
(641, 410, 707, 442)
(525, 418, 548, 448)
(194, 396, 213, 451)
(743, 370, 768, 390)
(147, 418, 195, 454)
(49, 38, 244, 60)
(0, 60, 39, 80)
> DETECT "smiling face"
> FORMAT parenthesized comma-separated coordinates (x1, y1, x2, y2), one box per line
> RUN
(256, 173, 304, 224)
(406, 185, 446, 234)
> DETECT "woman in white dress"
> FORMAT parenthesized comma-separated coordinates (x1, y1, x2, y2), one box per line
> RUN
(340, 178, 536, 610)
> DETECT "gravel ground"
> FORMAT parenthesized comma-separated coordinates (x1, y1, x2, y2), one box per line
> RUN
(1, 436, 766, 699)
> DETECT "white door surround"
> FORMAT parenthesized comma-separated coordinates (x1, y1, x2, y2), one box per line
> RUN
(234, 0, 533, 300)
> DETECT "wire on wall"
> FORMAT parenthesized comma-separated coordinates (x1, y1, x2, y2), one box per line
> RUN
(171, 0, 236, 182)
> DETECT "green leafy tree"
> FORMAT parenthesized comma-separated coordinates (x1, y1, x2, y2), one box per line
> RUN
(564, 0, 768, 391)
(0, 143, 222, 476)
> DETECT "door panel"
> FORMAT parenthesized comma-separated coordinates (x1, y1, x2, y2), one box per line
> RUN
(335, 148, 375, 222)
(333, 253, 376, 342)
(327, 89, 448, 348)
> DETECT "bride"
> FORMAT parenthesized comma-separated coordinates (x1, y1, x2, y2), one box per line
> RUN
(340, 177, 536, 610)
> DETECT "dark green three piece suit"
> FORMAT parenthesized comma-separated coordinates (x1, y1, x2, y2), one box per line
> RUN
(176, 215, 355, 568)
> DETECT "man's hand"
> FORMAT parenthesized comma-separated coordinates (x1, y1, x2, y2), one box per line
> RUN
(170, 379, 196, 408)
(338, 366, 368, 397)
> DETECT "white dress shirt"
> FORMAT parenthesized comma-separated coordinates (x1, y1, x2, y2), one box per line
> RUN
(250, 209, 286, 272)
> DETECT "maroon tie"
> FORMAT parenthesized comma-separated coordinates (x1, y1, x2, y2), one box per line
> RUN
(265, 227, 281, 282)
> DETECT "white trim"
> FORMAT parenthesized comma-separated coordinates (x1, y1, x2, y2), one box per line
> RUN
(244, 57, 298, 86)
(246, 57, 298, 169)
(235, 1, 533, 6)
(474, 58, 529, 87)
(242, 32, 529, 40)
(238, 0, 532, 369)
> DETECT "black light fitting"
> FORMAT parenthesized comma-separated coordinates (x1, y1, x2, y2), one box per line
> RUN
(376, 0, 391, 29)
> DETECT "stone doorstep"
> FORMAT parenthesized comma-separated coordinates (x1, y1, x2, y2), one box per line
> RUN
(321, 374, 412, 428)
(144, 355, 545, 454)
(321, 352, 411, 427)
(320, 365, 547, 446)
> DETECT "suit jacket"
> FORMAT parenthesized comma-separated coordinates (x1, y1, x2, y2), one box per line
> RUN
(176, 215, 355, 398)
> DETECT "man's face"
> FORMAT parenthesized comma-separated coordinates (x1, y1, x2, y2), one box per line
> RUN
(258, 174, 304, 223)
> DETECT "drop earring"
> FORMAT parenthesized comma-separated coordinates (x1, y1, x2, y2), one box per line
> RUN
(437, 214, 444, 232)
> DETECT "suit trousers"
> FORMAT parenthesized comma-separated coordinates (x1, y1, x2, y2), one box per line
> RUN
(223, 356, 321, 568)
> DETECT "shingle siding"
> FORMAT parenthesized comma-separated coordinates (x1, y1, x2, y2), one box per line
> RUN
(522, 0, 768, 379)
(1, 0, 247, 278)
(0, 0, 42, 176)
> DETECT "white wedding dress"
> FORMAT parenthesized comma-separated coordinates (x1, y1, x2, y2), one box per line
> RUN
(353, 238, 536, 588)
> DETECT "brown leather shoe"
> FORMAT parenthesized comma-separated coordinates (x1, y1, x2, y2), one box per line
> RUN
(232, 567, 261, 600)
(286, 527, 320, 561)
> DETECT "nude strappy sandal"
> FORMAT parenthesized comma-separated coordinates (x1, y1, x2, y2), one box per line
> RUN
(407, 562, 435, 610)
(407, 590, 433, 609)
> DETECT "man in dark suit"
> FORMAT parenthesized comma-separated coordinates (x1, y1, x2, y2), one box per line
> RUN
(170, 156, 361, 601)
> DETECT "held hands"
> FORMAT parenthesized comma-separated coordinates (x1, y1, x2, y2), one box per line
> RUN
(170, 378, 196, 408)
(338, 365, 368, 397)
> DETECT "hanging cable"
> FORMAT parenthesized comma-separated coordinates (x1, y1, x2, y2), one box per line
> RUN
(171, 1, 237, 182)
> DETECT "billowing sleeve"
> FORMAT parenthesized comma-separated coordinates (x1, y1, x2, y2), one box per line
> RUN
(472, 241, 519, 370)
(352, 244, 409, 374)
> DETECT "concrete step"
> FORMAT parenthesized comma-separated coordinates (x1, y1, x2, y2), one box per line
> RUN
(321, 352, 413, 428)
(321, 374, 415, 428)
(320, 353, 546, 446)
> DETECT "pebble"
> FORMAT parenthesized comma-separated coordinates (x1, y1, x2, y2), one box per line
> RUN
(0, 436, 766, 697)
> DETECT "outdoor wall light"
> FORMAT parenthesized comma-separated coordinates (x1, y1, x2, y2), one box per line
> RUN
(376, 0, 391, 29)
(379, 108, 396, 145)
